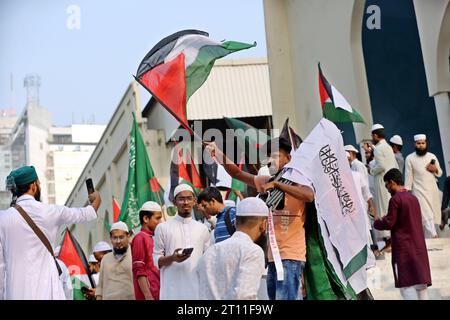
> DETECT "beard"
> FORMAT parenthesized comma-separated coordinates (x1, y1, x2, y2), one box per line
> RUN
(254, 231, 268, 252)
(113, 246, 128, 255)
(415, 146, 428, 156)
(34, 187, 41, 202)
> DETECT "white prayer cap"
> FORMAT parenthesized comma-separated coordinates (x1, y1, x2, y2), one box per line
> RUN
(173, 184, 195, 198)
(88, 254, 98, 263)
(344, 145, 359, 153)
(93, 241, 112, 252)
(371, 124, 384, 132)
(345, 151, 351, 158)
(257, 165, 271, 177)
(236, 197, 268, 217)
(389, 135, 403, 146)
(224, 199, 236, 207)
(54, 245, 61, 256)
(110, 221, 129, 233)
(140, 201, 162, 212)
(414, 134, 426, 142)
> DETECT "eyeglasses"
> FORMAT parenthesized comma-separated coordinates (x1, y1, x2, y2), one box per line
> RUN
(111, 235, 126, 242)
(176, 196, 195, 203)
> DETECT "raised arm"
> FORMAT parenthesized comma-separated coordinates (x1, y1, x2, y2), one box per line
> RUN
(205, 142, 256, 187)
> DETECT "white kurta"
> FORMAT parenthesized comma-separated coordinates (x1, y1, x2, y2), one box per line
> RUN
(56, 258, 73, 300)
(153, 214, 211, 300)
(371, 140, 398, 219)
(197, 231, 265, 300)
(351, 159, 369, 184)
(405, 152, 442, 234)
(0, 195, 97, 300)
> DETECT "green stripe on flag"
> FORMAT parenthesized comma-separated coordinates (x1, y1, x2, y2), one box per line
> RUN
(185, 41, 256, 102)
(323, 102, 365, 124)
(343, 245, 368, 279)
(304, 202, 356, 300)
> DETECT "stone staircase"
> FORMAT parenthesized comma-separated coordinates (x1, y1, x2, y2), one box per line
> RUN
(368, 238, 450, 300)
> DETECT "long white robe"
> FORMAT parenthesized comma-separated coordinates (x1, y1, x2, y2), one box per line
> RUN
(0, 194, 97, 299)
(351, 159, 369, 184)
(371, 140, 398, 238)
(153, 214, 211, 300)
(405, 152, 442, 236)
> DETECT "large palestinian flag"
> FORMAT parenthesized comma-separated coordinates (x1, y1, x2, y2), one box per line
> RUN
(318, 64, 365, 124)
(135, 30, 256, 131)
(58, 228, 94, 300)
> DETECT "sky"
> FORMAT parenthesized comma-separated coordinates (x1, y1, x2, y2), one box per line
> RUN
(0, 0, 267, 126)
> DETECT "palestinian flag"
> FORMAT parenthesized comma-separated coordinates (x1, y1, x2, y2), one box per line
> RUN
(135, 30, 256, 132)
(318, 64, 365, 124)
(279, 118, 302, 151)
(224, 117, 270, 166)
(164, 142, 204, 212)
(119, 113, 165, 231)
(113, 197, 120, 223)
(58, 228, 94, 300)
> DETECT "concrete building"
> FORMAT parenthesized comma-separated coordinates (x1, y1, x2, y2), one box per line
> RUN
(0, 75, 105, 208)
(263, 0, 450, 185)
(0, 108, 17, 208)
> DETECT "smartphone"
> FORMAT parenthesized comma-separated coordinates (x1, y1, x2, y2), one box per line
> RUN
(430, 159, 436, 165)
(86, 178, 95, 195)
(181, 247, 194, 255)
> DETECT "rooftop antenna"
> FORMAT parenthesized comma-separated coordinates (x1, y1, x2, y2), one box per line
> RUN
(23, 74, 41, 108)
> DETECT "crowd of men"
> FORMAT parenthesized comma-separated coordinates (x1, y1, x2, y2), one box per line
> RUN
(0, 122, 449, 300)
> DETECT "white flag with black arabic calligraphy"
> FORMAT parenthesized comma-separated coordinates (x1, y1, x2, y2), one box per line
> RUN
(283, 118, 368, 293)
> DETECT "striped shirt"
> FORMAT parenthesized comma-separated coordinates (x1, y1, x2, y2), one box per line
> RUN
(214, 206, 236, 243)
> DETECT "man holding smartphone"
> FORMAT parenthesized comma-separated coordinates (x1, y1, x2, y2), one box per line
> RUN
(405, 134, 443, 238)
(0, 166, 101, 299)
(152, 184, 211, 300)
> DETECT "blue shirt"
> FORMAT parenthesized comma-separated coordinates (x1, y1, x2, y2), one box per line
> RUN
(214, 206, 236, 243)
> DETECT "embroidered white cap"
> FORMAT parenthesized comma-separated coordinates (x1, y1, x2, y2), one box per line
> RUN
(371, 124, 384, 132)
(88, 254, 98, 263)
(389, 135, 403, 146)
(93, 241, 112, 252)
(344, 145, 359, 153)
(237, 197, 268, 217)
(414, 134, 426, 142)
(110, 221, 129, 233)
(173, 184, 195, 198)
(140, 201, 162, 212)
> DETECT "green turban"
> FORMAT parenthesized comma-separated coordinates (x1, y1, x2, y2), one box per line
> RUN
(7, 166, 39, 188)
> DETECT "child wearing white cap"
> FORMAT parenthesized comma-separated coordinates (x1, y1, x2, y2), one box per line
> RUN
(130, 201, 163, 300)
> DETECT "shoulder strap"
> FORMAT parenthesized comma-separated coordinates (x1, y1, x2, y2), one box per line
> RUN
(14, 204, 62, 276)
(224, 207, 236, 236)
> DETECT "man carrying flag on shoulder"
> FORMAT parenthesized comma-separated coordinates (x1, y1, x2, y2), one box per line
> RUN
(205, 137, 314, 300)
